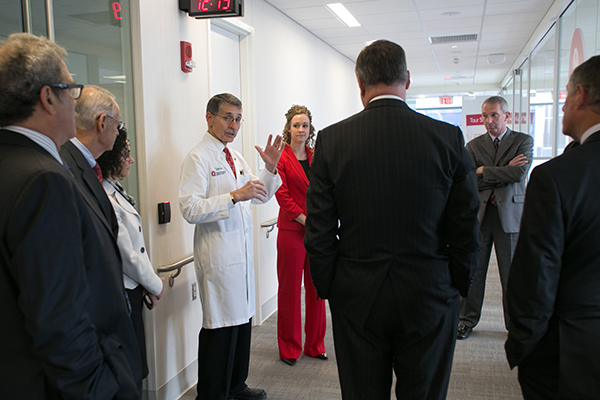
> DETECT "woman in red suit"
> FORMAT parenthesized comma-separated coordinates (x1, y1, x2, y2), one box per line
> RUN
(276, 105, 327, 366)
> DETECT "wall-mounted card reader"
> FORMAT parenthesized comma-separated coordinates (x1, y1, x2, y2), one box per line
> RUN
(158, 202, 171, 224)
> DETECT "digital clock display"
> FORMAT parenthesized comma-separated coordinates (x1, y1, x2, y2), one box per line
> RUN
(180, 0, 243, 18)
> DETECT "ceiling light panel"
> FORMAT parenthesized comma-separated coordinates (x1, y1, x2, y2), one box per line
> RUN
(326, 3, 361, 27)
(429, 34, 478, 45)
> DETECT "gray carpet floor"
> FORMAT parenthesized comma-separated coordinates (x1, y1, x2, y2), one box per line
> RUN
(181, 254, 523, 399)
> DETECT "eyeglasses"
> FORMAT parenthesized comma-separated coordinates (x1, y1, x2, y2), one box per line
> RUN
(216, 114, 243, 125)
(50, 83, 84, 99)
(103, 114, 125, 130)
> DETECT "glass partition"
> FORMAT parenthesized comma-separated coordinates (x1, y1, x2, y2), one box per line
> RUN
(557, 0, 600, 154)
(1, 0, 139, 203)
(528, 25, 556, 161)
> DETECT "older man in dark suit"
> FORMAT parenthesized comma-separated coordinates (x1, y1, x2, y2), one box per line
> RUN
(457, 96, 533, 340)
(506, 55, 600, 400)
(0, 33, 141, 399)
(305, 40, 480, 400)
(60, 85, 122, 238)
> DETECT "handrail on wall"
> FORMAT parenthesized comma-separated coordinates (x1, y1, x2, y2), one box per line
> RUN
(157, 255, 194, 287)
(260, 218, 277, 238)
(156, 219, 277, 286)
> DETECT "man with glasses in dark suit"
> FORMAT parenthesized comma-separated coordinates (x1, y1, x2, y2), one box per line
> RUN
(0, 33, 141, 400)
(506, 55, 600, 400)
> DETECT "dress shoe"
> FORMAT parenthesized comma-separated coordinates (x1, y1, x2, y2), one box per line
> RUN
(457, 324, 472, 340)
(314, 352, 328, 360)
(281, 358, 296, 366)
(229, 387, 267, 400)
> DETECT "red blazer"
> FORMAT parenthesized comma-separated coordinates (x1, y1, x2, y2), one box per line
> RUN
(276, 145, 313, 230)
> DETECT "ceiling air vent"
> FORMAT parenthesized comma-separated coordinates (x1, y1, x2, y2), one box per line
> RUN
(429, 34, 478, 45)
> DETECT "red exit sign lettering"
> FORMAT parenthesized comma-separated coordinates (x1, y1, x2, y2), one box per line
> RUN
(440, 96, 453, 105)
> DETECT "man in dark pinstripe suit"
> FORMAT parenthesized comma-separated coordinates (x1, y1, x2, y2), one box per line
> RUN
(305, 40, 480, 400)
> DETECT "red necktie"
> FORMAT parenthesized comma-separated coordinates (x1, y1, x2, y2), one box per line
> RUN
(92, 162, 103, 184)
(490, 138, 500, 205)
(223, 147, 236, 178)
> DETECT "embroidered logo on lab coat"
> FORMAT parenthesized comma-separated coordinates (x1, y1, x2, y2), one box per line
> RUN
(211, 166, 226, 177)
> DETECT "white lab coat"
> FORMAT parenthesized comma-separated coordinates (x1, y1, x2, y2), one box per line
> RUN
(179, 133, 281, 329)
(103, 179, 163, 296)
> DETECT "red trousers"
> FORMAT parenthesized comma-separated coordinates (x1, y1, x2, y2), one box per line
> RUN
(276, 228, 326, 359)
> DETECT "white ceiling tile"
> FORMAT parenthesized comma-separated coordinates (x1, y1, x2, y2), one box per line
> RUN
(422, 17, 482, 32)
(358, 11, 421, 25)
(345, 0, 415, 15)
(282, 6, 338, 21)
(263, 0, 560, 91)
(415, 0, 488, 10)
(365, 22, 425, 35)
(417, 5, 484, 20)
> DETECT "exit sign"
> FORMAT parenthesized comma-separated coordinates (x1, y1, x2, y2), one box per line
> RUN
(440, 97, 453, 105)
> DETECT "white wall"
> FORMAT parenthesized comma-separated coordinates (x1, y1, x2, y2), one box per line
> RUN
(130, 0, 360, 398)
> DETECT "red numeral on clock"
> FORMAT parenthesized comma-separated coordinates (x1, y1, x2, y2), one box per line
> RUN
(112, 2, 122, 20)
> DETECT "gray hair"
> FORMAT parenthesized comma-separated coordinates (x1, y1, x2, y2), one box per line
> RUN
(75, 85, 117, 131)
(355, 40, 408, 88)
(482, 96, 509, 113)
(0, 33, 68, 126)
(206, 93, 242, 115)
(568, 55, 600, 114)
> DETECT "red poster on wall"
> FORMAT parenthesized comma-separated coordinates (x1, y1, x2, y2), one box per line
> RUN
(466, 114, 483, 126)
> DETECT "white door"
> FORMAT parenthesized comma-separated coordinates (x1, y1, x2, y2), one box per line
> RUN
(210, 24, 243, 156)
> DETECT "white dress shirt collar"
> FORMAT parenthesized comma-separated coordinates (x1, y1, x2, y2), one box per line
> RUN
(488, 128, 508, 142)
(70, 137, 96, 167)
(369, 95, 405, 103)
(580, 122, 600, 144)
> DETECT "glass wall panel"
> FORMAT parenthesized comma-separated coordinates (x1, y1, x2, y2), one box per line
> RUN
(557, 0, 600, 154)
(4, 0, 139, 202)
(529, 25, 556, 160)
(418, 108, 463, 127)
(0, 0, 24, 39)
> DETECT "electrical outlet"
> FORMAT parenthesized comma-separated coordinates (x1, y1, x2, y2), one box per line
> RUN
(192, 283, 197, 301)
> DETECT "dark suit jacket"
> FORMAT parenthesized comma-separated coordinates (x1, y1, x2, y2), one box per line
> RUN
(505, 130, 600, 398)
(305, 98, 480, 333)
(276, 145, 313, 230)
(466, 129, 533, 233)
(0, 130, 141, 399)
(61, 139, 119, 238)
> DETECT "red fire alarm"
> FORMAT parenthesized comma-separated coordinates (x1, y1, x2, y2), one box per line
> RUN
(180, 41, 195, 73)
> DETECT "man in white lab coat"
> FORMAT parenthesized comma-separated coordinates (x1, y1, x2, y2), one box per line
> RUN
(179, 93, 283, 400)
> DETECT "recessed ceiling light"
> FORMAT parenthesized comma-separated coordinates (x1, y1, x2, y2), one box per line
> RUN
(102, 75, 127, 80)
(451, 45, 458, 49)
(326, 3, 361, 28)
(365, 40, 375, 46)
(487, 53, 506, 64)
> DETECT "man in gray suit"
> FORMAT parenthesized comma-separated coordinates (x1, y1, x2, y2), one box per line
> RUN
(457, 96, 533, 340)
